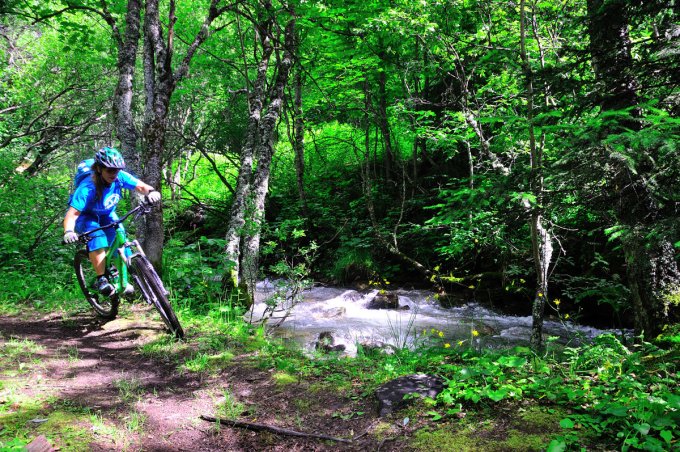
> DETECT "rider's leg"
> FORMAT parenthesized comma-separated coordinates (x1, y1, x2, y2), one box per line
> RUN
(76, 216, 115, 295)
(89, 248, 107, 276)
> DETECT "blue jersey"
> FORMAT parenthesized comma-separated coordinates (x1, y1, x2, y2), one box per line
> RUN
(70, 171, 139, 217)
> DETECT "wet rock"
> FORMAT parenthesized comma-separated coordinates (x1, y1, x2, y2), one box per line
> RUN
(343, 291, 364, 302)
(311, 306, 346, 319)
(358, 340, 394, 355)
(375, 374, 446, 417)
(367, 292, 400, 309)
(315, 331, 346, 353)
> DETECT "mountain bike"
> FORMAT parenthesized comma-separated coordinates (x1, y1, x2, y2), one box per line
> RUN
(70, 202, 184, 338)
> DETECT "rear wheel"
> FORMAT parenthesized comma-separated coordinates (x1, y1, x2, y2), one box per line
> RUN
(74, 249, 119, 319)
(130, 255, 184, 338)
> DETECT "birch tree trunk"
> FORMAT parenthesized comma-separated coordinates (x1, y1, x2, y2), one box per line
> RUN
(520, 0, 553, 350)
(223, 15, 274, 290)
(239, 18, 297, 304)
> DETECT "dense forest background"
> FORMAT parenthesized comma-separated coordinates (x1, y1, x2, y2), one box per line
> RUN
(1, 1, 680, 450)
(2, 0, 679, 340)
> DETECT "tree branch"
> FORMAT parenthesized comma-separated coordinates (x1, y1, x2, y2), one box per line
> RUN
(199, 415, 352, 443)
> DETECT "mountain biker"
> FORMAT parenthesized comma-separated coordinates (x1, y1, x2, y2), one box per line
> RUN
(62, 147, 161, 295)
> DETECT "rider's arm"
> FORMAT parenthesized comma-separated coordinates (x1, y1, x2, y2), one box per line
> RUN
(134, 181, 156, 195)
(63, 207, 81, 233)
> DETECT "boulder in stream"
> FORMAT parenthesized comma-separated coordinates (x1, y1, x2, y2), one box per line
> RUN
(375, 374, 446, 416)
(367, 291, 400, 309)
(314, 331, 346, 353)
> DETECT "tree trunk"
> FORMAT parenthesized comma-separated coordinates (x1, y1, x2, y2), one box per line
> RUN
(520, 0, 553, 350)
(588, 0, 680, 337)
(113, 0, 142, 173)
(140, 0, 226, 270)
(377, 49, 393, 180)
(292, 67, 309, 219)
(239, 18, 297, 304)
(223, 15, 274, 290)
(139, 0, 170, 270)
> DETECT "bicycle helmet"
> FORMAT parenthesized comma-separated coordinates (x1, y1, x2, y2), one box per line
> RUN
(94, 147, 126, 169)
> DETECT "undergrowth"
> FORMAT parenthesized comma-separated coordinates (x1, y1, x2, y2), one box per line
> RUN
(1, 237, 678, 451)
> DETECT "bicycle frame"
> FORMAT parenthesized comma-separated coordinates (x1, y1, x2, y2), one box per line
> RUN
(78, 204, 148, 296)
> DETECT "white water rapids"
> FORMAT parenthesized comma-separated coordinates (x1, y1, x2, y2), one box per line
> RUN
(250, 281, 615, 356)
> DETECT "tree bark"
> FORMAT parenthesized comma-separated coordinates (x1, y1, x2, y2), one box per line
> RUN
(140, 0, 226, 269)
(223, 12, 275, 291)
(377, 47, 393, 180)
(292, 66, 309, 219)
(520, 0, 553, 350)
(113, 0, 142, 173)
(239, 18, 297, 304)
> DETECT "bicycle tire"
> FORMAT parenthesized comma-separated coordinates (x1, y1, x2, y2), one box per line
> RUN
(130, 255, 184, 338)
(74, 249, 119, 319)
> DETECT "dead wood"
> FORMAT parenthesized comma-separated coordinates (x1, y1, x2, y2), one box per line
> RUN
(199, 414, 353, 444)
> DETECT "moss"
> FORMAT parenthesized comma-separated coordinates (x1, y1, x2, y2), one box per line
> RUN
(514, 406, 563, 434)
(372, 421, 399, 440)
(504, 430, 549, 451)
(411, 428, 484, 451)
(410, 413, 558, 452)
(273, 372, 297, 386)
(38, 411, 92, 452)
(0, 399, 93, 452)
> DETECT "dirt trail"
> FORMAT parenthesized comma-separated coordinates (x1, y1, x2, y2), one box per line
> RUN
(0, 309, 392, 451)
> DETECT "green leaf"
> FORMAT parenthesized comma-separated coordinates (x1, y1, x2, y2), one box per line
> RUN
(660, 430, 672, 444)
(603, 404, 628, 417)
(497, 355, 527, 368)
(633, 423, 650, 435)
(546, 440, 567, 452)
(486, 389, 507, 402)
(426, 411, 442, 421)
(559, 418, 574, 429)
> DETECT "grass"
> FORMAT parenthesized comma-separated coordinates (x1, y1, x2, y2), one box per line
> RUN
(215, 389, 246, 420)
(113, 376, 145, 403)
(1, 260, 678, 451)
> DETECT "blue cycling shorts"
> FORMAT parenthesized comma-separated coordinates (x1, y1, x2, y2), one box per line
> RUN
(75, 213, 125, 252)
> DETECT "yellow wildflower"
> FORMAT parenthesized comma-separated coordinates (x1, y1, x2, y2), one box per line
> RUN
(564, 314, 570, 319)
(438, 331, 444, 338)
(538, 292, 543, 298)
(457, 340, 464, 346)
(468, 285, 475, 289)
(444, 343, 451, 348)
(554, 299, 561, 306)
(472, 330, 479, 337)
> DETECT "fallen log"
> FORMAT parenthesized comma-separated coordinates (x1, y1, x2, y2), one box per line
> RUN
(199, 415, 353, 444)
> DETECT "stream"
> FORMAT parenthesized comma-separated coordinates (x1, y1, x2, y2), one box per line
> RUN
(250, 282, 616, 356)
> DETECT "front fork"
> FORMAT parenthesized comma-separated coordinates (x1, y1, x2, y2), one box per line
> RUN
(108, 228, 145, 295)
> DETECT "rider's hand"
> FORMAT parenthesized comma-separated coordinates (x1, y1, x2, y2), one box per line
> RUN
(63, 230, 79, 244)
(147, 191, 161, 205)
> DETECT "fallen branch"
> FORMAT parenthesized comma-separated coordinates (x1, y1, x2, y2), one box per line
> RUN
(199, 415, 353, 444)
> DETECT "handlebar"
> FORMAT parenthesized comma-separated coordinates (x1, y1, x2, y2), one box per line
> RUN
(63, 200, 155, 245)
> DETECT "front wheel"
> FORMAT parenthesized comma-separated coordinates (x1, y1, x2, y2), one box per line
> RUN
(74, 249, 119, 319)
(130, 255, 184, 339)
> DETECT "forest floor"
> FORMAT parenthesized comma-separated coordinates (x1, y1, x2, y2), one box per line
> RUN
(0, 305, 423, 451)
(1, 304, 571, 451)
